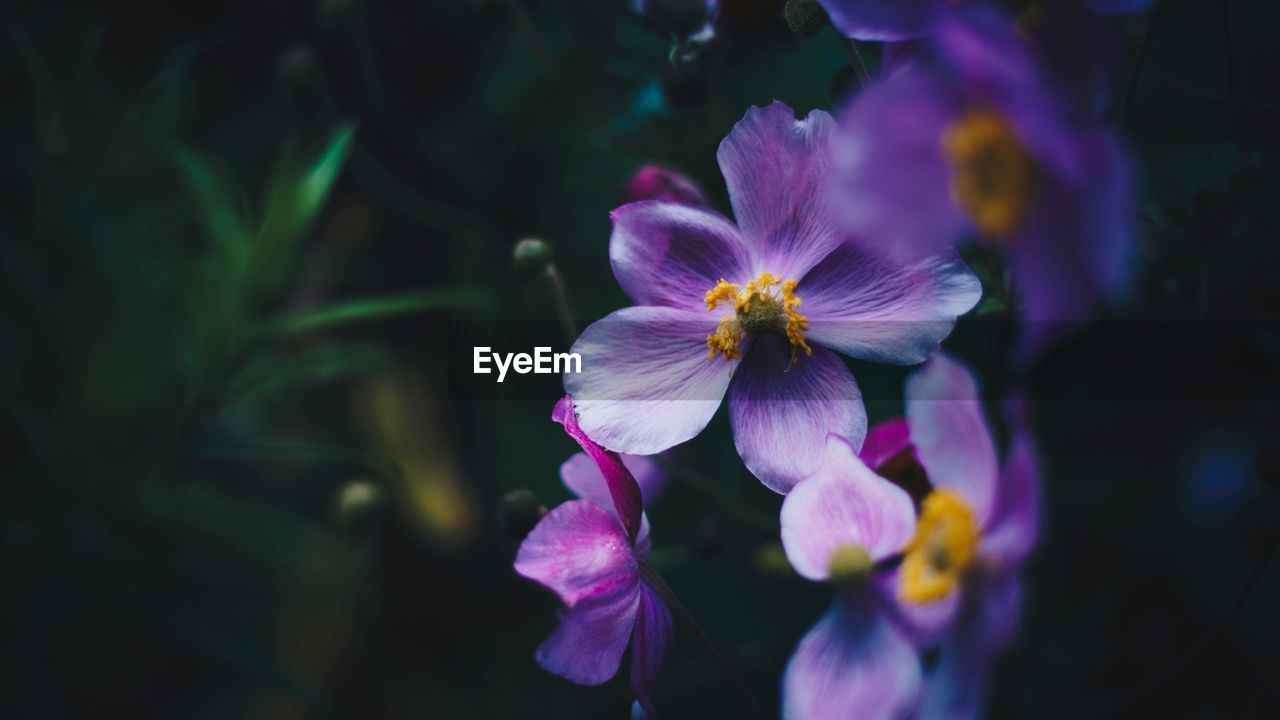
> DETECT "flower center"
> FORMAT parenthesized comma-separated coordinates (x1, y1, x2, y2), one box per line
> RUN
(899, 489, 980, 604)
(827, 543, 873, 587)
(943, 107, 1038, 242)
(704, 272, 812, 363)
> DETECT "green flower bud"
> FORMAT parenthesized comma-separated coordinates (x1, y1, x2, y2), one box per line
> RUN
(500, 488, 546, 540)
(512, 237, 552, 279)
(335, 480, 384, 531)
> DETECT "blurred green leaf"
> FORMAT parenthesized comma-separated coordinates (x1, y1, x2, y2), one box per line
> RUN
(261, 286, 494, 336)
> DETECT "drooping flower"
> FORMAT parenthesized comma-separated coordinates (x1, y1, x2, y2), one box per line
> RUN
(867, 353, 1041, 717)
(778, 434, 923, 719)
(830, 6, 1137, 355)
(514, 397, 674, 716)
(815, 0, 1150, 41)
(565, 101, 981, 493)
(623, 164, 708, 206)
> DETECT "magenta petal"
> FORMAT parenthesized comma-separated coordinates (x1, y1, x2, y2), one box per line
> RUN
(799, 244, 981, 365)
(566, 307, 735, 456)
(623, 164, 708, 206)
(716, 101, 843, 280)
(514, 499, 637, 607)
(610, 201, 752, 312)
(831, 66, 969, 261)
(728, 337, 867, 494)
(782, 591, 922, 720)
(535, 573, 642, 686)
(630, 582, 675, 717)
(554, 396, 644, 542)
(561, 452, 665, 510)
(905, 354, 998, 522)
(860, 417, 913, 470)
(781, 436, 916, 581)
(817, 0, 938, 41)
(980, 433, 1041, 568)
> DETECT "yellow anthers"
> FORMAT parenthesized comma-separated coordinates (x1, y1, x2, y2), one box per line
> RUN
(702, 272, 811, 363)
(899, 489, 980, 605)
(943, 107, 1038, 241)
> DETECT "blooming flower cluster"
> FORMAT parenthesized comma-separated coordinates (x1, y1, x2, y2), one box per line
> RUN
(515, 1, 1143, 716)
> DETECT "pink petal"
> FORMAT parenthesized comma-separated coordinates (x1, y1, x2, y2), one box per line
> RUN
(514, 499, 637, 607)
(860, 417, 914, 470)
(535, 573, 642, 686)
(554, 396, 644, 543)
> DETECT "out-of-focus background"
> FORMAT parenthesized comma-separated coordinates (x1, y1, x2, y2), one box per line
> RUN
(3, 1, 1279, 717)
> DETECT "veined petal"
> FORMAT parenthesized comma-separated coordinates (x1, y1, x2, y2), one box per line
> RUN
(717, 101, 843, 279)
(782, 590, 922, 720)
(728, 337, 867, 494)
(566, 307, 735, 456)
(817, 0, 937, 41)
(980, 433, 1041, 568)
(610, 201, 751, 312)
(554, 396, 644, 542)
(514, 499, 637, 607)
(535, 573, 642, 686)
(630, 582, 675, 717)
(781, 436, 916, 581)
(799, 243, 981, 365)
(905, 354, 998, 522)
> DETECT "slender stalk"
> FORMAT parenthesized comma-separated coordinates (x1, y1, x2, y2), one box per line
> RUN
(543, 262, 578, 345)
(638, 563, 769, 720)
(1113, 0, 1163, 127)
(831, 27, 871, 87)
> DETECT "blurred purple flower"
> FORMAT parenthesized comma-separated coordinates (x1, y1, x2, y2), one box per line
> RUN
(779, 434, 923, 719)
(816, 0, 1150, 41)
(514, 397, 674, 716)
(831, 6, 1138, 355)
(566, 101, 981, 493)
(624, 164, 708, 206)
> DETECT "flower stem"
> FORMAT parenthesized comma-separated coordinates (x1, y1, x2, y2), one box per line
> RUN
(543, 262, 578, 345)
(638, 563, 769, 720)
(831, 27, 871, 87)
(1113, 0, 1163, 127)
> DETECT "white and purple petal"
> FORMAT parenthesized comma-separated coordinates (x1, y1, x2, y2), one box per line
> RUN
(798, 243, 981, 365)
(514, 499, 638, 607)
(566, 307, 735, 456)
(781, 435, 916, 581)
(728, 336, 867, 494)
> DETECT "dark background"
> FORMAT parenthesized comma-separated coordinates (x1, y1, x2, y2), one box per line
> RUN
(2, 0, 1279, 717)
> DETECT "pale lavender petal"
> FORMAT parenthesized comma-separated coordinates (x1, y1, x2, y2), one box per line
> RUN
(817, 0, 937, 41)
(798, 243, 981, 364)
(610, 201, 752, 312)
(554, 396, 644, 543)
(514, 499, 637, 607)
(905, 354, 998, 522)
(728, 336, 867, 494)
(859, 417, 913, 470)
(716, 101, 842, 279)
(782, 590, 922, 720)
(535, 573, 642, 686)
(566, 306, 735, 456)
(874, 566, 961, 648)
(980, 433, 1041, 568)
(781, 436, 916, 581)
(831, 66, 970, 260)
(630, 582, 675, 717)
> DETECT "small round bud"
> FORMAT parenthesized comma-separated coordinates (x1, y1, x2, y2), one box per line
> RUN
(335, 480, 384, 531)
(827, 543, 873, 586)
(512, 237, 552, 279)
(624, 165, 707, 206)
(500, 488, 546, 540)
(785, 0, 829, 38)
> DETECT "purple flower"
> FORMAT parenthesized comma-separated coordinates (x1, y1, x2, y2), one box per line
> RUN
(778, 434, 923, 719)
(831, 6, 1137, 355)
(624, 164, 708, 207)
(565, 101, 981, 493)
(816, 0, 1150, 41)
(514, 397, 674, 716)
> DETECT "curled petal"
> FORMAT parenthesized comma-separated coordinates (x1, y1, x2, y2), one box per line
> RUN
(560, 451, 664, 551)
(514, 499, 637, 607)
(728, 336, 867, 494)
(630, 582, 675, 717)
(781, 436, 917, 581)
(554, 396, 644, 543)
(535, 573, 642, 686)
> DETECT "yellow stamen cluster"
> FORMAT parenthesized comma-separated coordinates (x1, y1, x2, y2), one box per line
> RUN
(703, 272, 812, 363)
(943, 107, 1038, 241)
(899, 489, 980, 604)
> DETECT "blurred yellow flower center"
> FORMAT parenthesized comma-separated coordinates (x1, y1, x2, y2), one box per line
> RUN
(899, 489, 980, 604)
(704, 272, 812, 363)
(827, 543, 873, 586)
(943, 107, 1038, 241)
